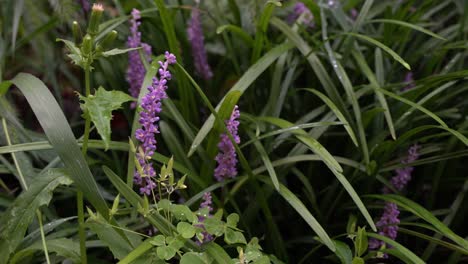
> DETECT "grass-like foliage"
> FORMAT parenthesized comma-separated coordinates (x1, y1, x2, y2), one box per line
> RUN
(0, 0, 467, 263)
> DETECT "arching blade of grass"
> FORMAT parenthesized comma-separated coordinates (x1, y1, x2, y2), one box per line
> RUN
(398, 228, 468, 255)
(346, 32, 411, 70)
(247, 131, 279, 191)
(302, 89, 358, 146)
(377, 88, 468, 146)
(0, 140, 128, 154)
(367, 233, 425, 264)
(251, 0, 281, 63)
(352, 50, 396, 139)
(258, 176, 335, 252)
(320, 9, 368, 161)
(366, 19, 446, 40)
(216, 24, 254, 47)
(186, 42, 294, 157)
(257, 116, 343, 172)
(256, 117, 376, 231)
(11, 0, 24, 52)
(270, 17, 347, 115)
(241, 121, 343, 149)
(10, 73, 109, 217)
(368, 194, 468, 250)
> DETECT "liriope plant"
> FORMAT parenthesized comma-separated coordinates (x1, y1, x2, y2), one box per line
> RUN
(0, 0, 467, 263)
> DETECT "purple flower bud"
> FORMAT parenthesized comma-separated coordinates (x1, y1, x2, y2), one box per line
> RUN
(76, 0, 90, 13)
(214, 106, 241, 182)
(187, 6, 213, 80)
(127, 9, 153, 108)
(402, 72, 415, 91)
(133, 52, 176, 195)
(287, 2, 315, 28)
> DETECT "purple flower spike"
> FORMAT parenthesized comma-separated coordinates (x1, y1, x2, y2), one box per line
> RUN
(214, 106, 241, 182)
(196, 192, 214, 245)
(370, 145, 420, 255)
(134, 52, 176, 195)
(187, 5, 213, 80)
(368, 202, 400, 252)
(127, 9, 153, 108)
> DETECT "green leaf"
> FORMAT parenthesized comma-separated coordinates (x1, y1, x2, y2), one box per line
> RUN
(259, 178, 335, 252)
(177, 222, 196, 239)
(156, 245, 176, 260)
(226, 213, 240, 228)
(10, 238, 80, 264)
(171, 204, 196, 223)
(351, 257, 364, 264)
(225, 228, 247, 245)
(180, 252, 212, 264)
(119, 239, 154, 264)
(367, 233, 425, 264)
(216, 24, 254, 46)
(87, 214, 141, 260)
(204, 218, 225, 236)
(10, 73, 109, 218)
(0, 81, 12, 97)
(79, 87, 133, 150)
(257, 116, 342, 172)
(302, 89, 358, 146)
(345, 32, 411, 70)
(204, 243, 232, 263)
(355, 227, 368, 257)
(352, 50, 396, 140)
(101, 47, 140, 57)
(366, 19, 446, 40)
(150, 235, 166, 247)
(0, 169, 72, 262)
(334, 240, 353, 264)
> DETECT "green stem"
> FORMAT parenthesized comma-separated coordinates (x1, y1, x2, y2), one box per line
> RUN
(37, 210, 51, 264)
(78, 65, 92, 264)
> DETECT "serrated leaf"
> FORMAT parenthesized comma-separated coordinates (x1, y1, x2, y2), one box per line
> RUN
(79, 87, 134, 150)
(0, 169, 72, 263)
(56, 38, 81, 56)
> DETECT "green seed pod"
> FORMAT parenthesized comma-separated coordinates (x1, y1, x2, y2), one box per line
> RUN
(72, 21, 82, 45)
(87, 3, 104, 36)
(82, 35, 93, 55)
(95, 30, 117, 53)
